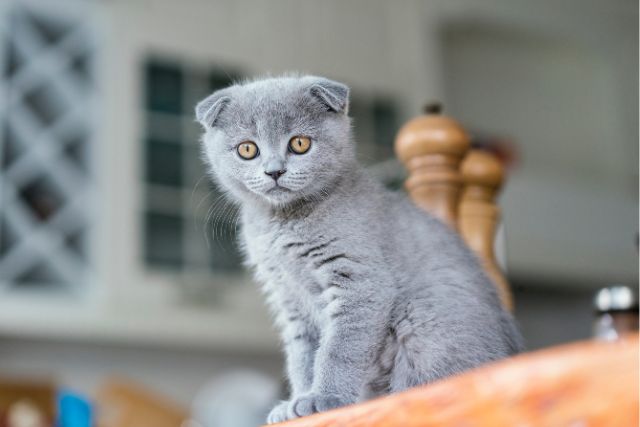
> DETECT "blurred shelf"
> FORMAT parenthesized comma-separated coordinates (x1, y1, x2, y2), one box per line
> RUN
(0, 292, 280, 354)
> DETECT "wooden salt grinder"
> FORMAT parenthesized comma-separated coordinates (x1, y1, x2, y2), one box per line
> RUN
(459, 150, 513, 310)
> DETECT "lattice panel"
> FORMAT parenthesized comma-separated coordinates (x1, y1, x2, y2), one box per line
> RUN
(0, 1, 95, 290)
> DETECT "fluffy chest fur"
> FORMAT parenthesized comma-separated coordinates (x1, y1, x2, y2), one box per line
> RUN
(241, 212, 347, 333)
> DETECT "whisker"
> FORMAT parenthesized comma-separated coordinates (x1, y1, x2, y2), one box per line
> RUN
(190, 174, 208, 206)
(193, 192, 213, 235)
(204, 194, 231, 249)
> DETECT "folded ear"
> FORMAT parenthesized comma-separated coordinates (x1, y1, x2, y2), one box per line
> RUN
(309, 78, 350, 114)
(195, 89, 231, 128)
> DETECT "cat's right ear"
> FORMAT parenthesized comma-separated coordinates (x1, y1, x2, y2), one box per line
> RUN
(195, 89, 231, 129)
(308, 78, 350, 114)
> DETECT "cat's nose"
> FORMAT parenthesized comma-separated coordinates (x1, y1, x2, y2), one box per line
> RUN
(265, 169, 286, 181)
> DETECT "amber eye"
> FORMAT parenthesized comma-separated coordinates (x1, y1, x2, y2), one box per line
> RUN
(237, 141, 259, 160)
(289, 136, 312, 154)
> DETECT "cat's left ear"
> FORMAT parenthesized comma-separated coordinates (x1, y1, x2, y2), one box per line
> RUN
(309, 78, 350, 114)
(195, 89, 231, 129)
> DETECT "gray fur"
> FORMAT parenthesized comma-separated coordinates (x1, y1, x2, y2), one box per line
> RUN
(196, 75, 524, 423)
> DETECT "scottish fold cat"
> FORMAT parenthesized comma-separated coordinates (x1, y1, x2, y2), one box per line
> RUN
(196, 75, 523, 423)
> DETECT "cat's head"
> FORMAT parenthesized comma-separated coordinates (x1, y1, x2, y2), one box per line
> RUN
(196, 75, 354, 208)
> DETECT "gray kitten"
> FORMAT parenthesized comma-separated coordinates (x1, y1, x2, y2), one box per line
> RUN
(196, 75, 523, 423)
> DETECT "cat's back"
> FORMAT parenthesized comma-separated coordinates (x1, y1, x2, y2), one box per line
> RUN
(318, 170, 482, 271)
(373, 185, 503, 305)
(378, 188, 523, 351)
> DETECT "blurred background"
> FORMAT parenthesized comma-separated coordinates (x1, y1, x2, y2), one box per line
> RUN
(0, 0, 637, 425)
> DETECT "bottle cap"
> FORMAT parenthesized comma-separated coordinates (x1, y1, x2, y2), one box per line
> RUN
(594, 286, 639, 313)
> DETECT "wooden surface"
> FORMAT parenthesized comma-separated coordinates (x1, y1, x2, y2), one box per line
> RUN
(459, 149, 513, 310)
(269, 335, 639, 427)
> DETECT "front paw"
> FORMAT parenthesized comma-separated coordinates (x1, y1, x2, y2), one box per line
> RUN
(289, 393, 350, 418)
(266, 400, 290, 424)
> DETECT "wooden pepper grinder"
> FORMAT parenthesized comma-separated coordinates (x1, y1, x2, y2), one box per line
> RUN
(394, 104, 470, 228)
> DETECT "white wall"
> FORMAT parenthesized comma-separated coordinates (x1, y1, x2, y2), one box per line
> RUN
(438, 0, 638, 285)
(99, 0, 638, 293)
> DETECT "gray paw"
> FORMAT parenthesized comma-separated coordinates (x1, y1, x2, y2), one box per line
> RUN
(289, 393, 348, 417)
(266, 400, 290, 424)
